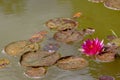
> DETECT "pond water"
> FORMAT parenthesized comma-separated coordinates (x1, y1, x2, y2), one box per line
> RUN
(0, 0, 120, 80)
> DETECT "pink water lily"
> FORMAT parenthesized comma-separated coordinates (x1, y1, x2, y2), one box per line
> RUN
(81, 38, 104, 56)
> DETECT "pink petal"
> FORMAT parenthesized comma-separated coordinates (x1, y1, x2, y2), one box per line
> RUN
(81, 38, 104, 56)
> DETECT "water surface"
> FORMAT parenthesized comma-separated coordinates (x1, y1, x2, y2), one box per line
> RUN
(0, 0, 120, 80)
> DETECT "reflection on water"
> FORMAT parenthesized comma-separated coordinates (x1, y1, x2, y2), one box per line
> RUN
(0, 0, 25, 14)
(0, 0, 120, 80)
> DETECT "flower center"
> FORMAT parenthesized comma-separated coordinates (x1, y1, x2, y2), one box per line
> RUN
(89, 45, 93, 49)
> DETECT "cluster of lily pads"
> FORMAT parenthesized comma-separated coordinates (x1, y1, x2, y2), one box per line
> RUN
(1, 14, 120, 79)
(0, 16, 91, 78)
(88, 0, 120, 10)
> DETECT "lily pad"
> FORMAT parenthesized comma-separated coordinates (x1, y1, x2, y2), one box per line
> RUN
(104, 37, 120, 56)
(29, 31, 47, 43)
(106, 35, 117, 41)
(99, 75, 115, 80)
(109, 38, 120, 47)
(104, 0, 120, 10)
(0, 58, 10, 69)
(4, 40, 30, 56)
(4, 40, 39, 56)
(46, 18, 78, 31)
(95, 51, 115, 62)
(20, 51, 60, 67)
(82, 28, 95, 35)
(56, 56, 88, 70)
(24, 67, 46, 79)
(88, 0, 106, 3)
(54, 29, 83, 43)
(54, 28, 95, 43)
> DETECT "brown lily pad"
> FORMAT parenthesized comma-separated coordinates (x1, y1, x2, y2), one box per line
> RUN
(54, 29, 83, 43)
(82, 28, 95, 35)
(107, 35, 117, 41)
(88, 0, 106, 3)
(56, 56, 88, 70)
(4, 40, 39, 56)
(104, 0, 120, 10)
(24, 67, 46, 79)
(29, 31, 47, 43)
(0, 58, 10, 69)
(108, 38, 120, 47)
(95, 52, 116, 62)
(54, 28, 95, 43)
(99, 75, 115, 80)
(20, 51, 60, 67)
(46, 18, 78, 31)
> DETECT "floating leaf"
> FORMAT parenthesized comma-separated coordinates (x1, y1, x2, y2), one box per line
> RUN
(46, 18, 78, 30)
(88, 0, 106, 3)
(95, 51, 115, 62)
(107, 35, 117, 41)
(4, 40, 39, 56)
(104, 0, 120, 10)
(56, 56, 88, 70)
(54, 29, 82, 43)
(110, 38, 120, 47)
(82, 28, 95, 35)
(20, 51, 60, 67)
(29, 31, 47, 43)
(0, 58, 10, 69)
(99, 75, 115, 80)
(24, 67, 46, 79)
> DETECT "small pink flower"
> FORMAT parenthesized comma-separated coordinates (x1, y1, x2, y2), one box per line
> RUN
(81, 38, 104, 56)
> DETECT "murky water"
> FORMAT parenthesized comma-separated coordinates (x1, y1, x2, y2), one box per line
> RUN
(0, 0, 120, 80)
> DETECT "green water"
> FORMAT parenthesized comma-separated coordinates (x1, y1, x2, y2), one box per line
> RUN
(0, 0, 120, 80)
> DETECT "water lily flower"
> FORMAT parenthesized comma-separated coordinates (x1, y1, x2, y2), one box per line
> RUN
(80, 38, 104, 56)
